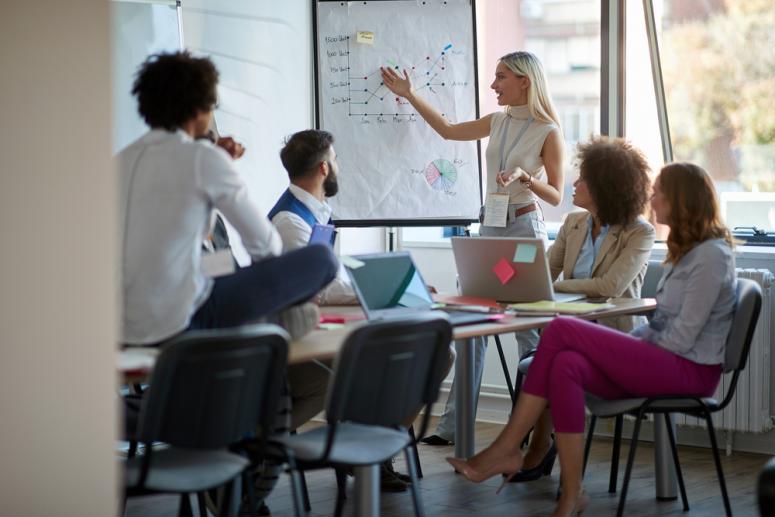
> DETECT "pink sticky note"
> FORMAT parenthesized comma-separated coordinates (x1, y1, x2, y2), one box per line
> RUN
(492, 258, 516, 285)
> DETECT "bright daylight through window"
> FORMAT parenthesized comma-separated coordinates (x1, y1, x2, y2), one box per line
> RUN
(656, 0, 775, 233)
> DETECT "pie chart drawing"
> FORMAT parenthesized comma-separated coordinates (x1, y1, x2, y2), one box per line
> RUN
(424, 159, 458, 191)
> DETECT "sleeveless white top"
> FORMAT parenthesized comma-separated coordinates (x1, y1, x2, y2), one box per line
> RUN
(484, 105, 557, 204)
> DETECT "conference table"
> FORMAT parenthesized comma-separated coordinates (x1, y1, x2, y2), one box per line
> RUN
(119, 297, 675, 516)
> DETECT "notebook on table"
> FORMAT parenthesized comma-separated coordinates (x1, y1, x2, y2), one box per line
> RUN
(343, 252, 501, 327)
(451, 236, 585, 303)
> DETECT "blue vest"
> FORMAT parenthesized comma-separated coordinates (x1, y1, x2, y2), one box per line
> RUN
(268, 188, 331, 228)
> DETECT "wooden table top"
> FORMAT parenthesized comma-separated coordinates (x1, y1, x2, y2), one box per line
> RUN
(119, 297, 656, 381)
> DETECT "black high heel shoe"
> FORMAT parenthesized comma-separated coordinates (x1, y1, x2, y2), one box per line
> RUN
(506, 440, 557, 483)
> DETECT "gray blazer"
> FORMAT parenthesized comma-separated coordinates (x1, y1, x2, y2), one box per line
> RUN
(631, 238, 736, 365)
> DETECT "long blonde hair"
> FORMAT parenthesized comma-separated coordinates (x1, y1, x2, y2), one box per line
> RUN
(499, 51, 561, 130)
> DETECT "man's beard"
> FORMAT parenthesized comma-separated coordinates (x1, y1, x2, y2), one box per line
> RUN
(323, 166, 339, 197)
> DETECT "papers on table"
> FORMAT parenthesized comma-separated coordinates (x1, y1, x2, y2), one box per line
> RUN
(507, 300, 615, 315)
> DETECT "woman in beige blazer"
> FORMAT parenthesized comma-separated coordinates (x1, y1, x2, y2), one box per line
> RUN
(511, 137, 656, 484)
(550, 212, 654, 332)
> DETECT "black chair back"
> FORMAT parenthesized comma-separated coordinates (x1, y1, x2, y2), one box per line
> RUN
(641, 260, 664, 299)
(325, 314, 452, 436)
(137, 325, 288, 449)
(716, 278, 763, 415)
(723, 278, 763, 374)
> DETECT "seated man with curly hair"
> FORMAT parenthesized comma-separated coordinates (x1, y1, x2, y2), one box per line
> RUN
(119, 51, 337, 345)
(508, 137, 656, 483)
(119, 51, 340, 514)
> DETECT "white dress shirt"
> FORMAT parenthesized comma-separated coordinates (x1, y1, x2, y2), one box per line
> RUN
(271, 185, 356, 305)
(119, 129, 282, 344)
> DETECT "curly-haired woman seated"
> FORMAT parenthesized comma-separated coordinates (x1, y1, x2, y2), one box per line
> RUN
(448, 162, 737, 517)
(512, 137, 656, 483)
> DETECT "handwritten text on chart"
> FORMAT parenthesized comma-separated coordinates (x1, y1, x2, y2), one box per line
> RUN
(322, 33, 469, 122)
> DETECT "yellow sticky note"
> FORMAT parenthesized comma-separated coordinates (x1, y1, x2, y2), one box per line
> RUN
(340, 255, 365, 269)
(356, 31, 374, 45)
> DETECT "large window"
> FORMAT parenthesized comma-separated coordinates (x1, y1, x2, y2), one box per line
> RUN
(628, 0, 775, 234)
(523, 0, 601, 229)
(659, 0, 775, 232)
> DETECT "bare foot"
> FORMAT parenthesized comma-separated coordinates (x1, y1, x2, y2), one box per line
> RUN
(466, 442, 522, 473)
(446, 449, 523, 486)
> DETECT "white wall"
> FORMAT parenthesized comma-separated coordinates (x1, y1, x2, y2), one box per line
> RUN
(182, 0, 314, 264)
(0, 1, 117, 515)
(112, 1, 181, 153)
(181, 0, 314, 210)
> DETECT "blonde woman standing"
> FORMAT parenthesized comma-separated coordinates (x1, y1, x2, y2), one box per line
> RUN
(382, 51, 564, 444)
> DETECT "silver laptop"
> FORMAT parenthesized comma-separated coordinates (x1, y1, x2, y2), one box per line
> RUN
(343, 252, 498, 326)
(451, 236, 585, 303)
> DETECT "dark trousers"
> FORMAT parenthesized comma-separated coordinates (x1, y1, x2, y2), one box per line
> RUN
(188, 244, 338, 330)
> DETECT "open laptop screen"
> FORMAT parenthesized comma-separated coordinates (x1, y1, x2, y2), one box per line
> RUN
(346, 253, 434, 312)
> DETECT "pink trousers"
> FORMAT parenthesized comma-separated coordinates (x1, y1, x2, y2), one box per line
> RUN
(521, 317, 722, 433)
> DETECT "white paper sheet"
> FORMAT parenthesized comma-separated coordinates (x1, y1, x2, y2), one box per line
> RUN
(318, 0, 481, 222)
(483, 193, 509, 228)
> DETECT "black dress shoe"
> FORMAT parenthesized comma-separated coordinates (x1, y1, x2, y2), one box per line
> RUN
(420, 434, 454, 446)
(380, 462, 409, 492)
(384, 458, 412, 483)
(507, 441, 557, 483)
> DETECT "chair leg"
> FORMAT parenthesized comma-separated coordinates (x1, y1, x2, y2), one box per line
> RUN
(285, 454, 306, 517)
(582, 415, 596, 478)
(334, 468, 348, 517)
(217, 481, 235, 517)
(243, 471, 258, 517)
(617, 410, 645, 517)
(408, 426, 423, 479)
(290, 429, 311, 512)
(704, 412, 732, 517)
(493, 335, 515, 405)
(298, 470, 311, 512)
(609, 415, 623, 493)
(178, 493, 194, 517)
(404, 447, 426, 517)
(514, 370, 524, 401)
(196, 492, 208, 517)
(663, 414, 689, 511)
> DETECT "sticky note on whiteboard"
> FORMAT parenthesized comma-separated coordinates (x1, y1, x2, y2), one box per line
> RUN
(513, 243, 537, 263)
(356, 31, 374, 45)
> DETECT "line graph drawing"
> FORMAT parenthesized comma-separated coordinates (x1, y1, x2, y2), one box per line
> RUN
(324, 35, 468, 119)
